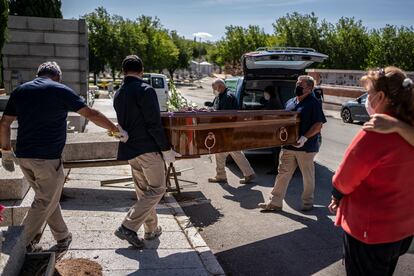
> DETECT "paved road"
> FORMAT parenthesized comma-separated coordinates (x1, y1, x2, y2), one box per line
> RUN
(173, 81, 414, 276)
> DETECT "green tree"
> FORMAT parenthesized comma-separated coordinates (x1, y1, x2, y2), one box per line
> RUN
(324, 17, 370, 69)
(9, 0, 62, 18)
(167, 31, 192, 78)
(367, 25, 414, 71)
(1, 0, 8, 87)
(84, 7, 113, 84)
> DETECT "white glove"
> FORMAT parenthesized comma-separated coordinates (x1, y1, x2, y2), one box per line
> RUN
(162, 149, 182, 164)
(1, 150, 17, 172)
(116, 124, 129, 143)
(293, 136, 308, 148)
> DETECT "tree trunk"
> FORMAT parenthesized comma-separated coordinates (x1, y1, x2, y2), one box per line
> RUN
(93, 73, 97, 85)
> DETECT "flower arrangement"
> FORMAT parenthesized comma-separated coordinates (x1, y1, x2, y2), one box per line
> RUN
(0, 204, 4, 222)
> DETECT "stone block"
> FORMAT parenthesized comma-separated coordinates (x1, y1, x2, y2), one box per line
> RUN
(0, 187, 34, 227)
(2, 44, 29, 56)
(55, 46, 79, 57)
(78, 19, 87, 34)
(27, 17, 54, 31)
(8, 57, 45, 69)
(62, 72, 80, 83)
(67, 112, 87, 132)
(29, 45, 54, 57)
(0, 226, 25, 276)
(7, 16, 27, 29)
(8, 31, 44, 43)
(54, 19, 79, 32)
(54, 59, 80, 70)
(44, 33, 79, 45)
(0, 166, 30, 200)
(63, 132, 119, 161)
(0, 96, 9, 111)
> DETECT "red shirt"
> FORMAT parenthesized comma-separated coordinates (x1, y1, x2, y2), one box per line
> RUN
(333, 130, 414, 244)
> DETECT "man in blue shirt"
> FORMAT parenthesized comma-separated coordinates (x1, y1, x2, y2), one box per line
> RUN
(259, 75, 326, 212)
(0, 62, 123, 253)
(113, 55, 179, 249)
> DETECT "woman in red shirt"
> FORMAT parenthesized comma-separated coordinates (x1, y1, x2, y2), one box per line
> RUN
(329, 66, 414, 276)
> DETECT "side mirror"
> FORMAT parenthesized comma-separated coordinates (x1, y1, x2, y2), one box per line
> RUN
(204, 101, 213, 107)
(357, 98, 362, 104)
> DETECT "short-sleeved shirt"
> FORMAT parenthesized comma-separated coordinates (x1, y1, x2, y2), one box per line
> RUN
(283, 94, 327, 152)
(3, 77, 86, 159)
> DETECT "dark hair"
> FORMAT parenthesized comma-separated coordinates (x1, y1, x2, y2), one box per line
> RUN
(361, 66, 414, 124)
(37, 61, 62, 79)
(264, 86, 276, 98)
(122, 55, 143, 74)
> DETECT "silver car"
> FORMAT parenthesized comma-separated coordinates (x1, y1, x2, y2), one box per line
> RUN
(341, 93, 370, 123)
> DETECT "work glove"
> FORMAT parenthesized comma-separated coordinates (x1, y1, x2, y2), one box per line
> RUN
(162, 149, 182, 164)
(1, 149, 17, 172)
(293, 136, 308, 148)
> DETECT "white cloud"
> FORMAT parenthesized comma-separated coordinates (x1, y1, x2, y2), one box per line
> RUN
(192, 32, 213, 39)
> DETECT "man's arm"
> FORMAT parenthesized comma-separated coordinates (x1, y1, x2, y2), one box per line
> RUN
(77, 106, 118, 133)
(304, 122, 323, 138)
(363, 114, 414, 146)
(0, 115, 16, 150)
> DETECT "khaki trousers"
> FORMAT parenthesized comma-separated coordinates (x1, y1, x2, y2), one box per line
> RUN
(270, 149, 317, 207)
(215, 151, 255, 179)
(122, 152, 166, 233)
(18, 158, 69, 246)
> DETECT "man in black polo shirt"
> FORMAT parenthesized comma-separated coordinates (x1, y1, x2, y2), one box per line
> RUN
(113, 55, 179, 249)
(0, 61, 122, 252)
(259, 75, 326, 212)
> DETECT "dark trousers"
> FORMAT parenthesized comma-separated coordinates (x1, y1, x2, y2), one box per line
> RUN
(343, 232, 413, 276)
(271, 147, 281, 170)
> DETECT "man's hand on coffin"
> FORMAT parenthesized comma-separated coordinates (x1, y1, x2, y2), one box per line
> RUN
(293, 136, 308, 148)
(162, 149, 182, 164)
(1, 149, 17, 172)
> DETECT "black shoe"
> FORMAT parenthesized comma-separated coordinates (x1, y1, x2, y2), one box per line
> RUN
(114, 225, 145, 249)
(266, 169, 278, 175)
(49, 232, 72, 254)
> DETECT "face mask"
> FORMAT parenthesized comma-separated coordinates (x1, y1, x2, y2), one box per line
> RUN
(213, 90, 219, 96)
(295, 86, 304, 97)
(264, 93, 271, 100)
(365, 93, 379, 116)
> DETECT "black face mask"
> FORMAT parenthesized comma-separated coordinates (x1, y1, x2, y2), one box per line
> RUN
(295, 86, 304, 96)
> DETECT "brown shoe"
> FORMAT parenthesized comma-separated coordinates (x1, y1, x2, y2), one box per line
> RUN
(208, 177, 227, 183)
(258, 202, 282, 211)
(240, 174, 255, 184)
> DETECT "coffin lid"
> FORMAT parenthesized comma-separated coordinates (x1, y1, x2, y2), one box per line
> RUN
(242, 47, 328, 78)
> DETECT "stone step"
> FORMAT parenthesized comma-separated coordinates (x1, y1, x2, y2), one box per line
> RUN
(0, 167, 30, 200)
(0, 226, 25, 276)
(0, 187, 34, 227)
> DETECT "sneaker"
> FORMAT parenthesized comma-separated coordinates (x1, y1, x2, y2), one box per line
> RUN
(144, 226, 162, 240)
(208, 177, 227, 183)
(301, 204, 314, 211)
(258, 202, 282, 211)
(54, 232, 72, 253)
(114, 225, 145, 249)
(240, 174, 255, 184)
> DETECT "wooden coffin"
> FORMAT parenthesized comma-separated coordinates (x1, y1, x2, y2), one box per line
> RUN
(161, 110, 300, 157)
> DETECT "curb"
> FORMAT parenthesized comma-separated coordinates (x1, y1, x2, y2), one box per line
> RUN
(163, 193, 226, 276)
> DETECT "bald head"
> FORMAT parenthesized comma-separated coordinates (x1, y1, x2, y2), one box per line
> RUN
(212, 78, 227, 93)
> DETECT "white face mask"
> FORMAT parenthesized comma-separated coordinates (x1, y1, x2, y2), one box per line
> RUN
(213, 90, 219, 96)
(264, 93, 271, 100)
(365, 93, 379, 116)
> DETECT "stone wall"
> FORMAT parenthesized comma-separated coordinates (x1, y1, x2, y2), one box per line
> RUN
(2, 16, 88, 97)
(306, 68, 414, 87)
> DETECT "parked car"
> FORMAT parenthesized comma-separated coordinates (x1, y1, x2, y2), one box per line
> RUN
(341, 93, 370, 123)
(224, 77, 243, 94)
(142, 73, 169, 111)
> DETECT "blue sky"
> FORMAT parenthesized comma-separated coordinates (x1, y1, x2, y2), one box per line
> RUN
(62, 0, 414, 41)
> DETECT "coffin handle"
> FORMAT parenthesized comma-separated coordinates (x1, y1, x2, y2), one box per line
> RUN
(205, 132, 216, 151)
(279, 127, 288, 142)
